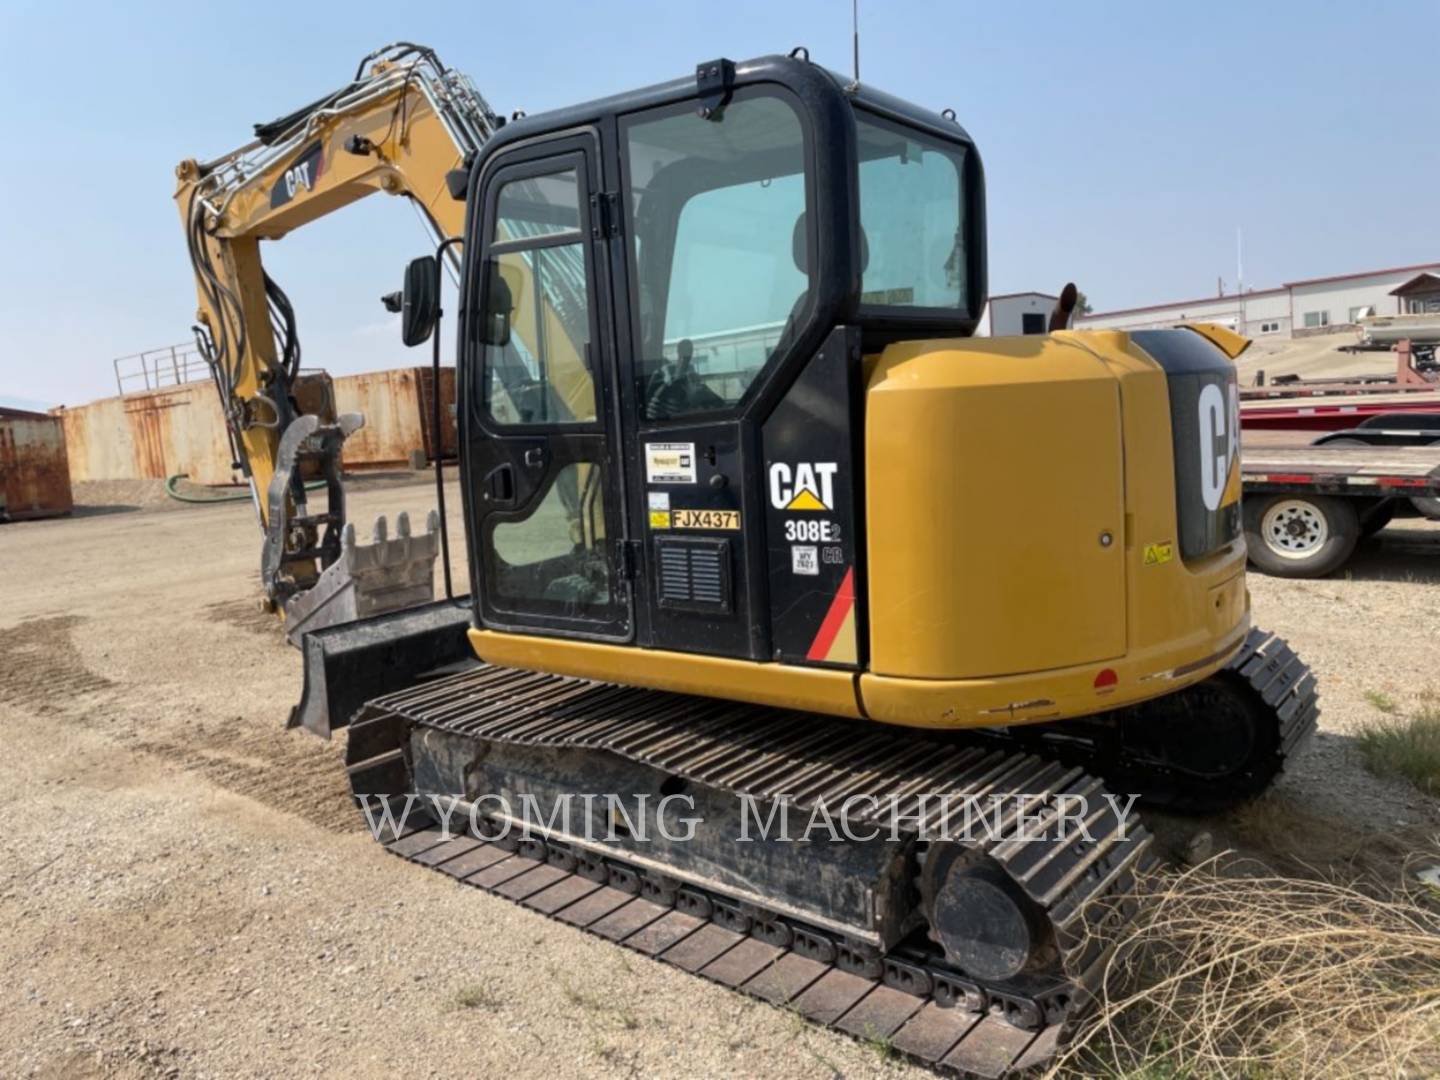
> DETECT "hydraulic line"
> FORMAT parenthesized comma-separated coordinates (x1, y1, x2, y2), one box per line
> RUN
(165, 473, 324, 504)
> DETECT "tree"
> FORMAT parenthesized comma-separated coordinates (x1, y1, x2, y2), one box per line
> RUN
(1073, 290, 1094, 316)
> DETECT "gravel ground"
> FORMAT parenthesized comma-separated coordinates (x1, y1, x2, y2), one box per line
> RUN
(1, 477, 1436, 1078)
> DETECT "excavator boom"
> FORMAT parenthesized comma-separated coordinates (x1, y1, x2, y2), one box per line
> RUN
(173, 43, 496, 633)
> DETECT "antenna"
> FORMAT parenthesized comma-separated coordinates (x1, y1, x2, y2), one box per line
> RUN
(1237, 226, 1246, 333)
(851, 0, 860, 88)
(1237, 227, 1244, 295)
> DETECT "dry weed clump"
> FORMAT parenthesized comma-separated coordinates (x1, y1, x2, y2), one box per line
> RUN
(1053, 850, 1440, 1079)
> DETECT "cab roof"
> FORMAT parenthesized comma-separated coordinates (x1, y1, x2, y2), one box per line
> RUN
(486, 53, 974, 158)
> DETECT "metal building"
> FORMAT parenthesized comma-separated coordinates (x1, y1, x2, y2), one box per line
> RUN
(977, 291, 1057, 336)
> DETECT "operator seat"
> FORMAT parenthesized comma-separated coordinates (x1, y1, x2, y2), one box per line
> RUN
(772, 211, 868, 358)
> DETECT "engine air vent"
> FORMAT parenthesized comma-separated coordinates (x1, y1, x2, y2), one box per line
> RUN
(655, 537, 731, 613)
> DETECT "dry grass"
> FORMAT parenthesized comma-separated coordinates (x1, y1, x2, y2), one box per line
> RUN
(1356, 689, 1440, 797)
(1053, 849, 1440, 1080)
(448, 983, 501, 1011)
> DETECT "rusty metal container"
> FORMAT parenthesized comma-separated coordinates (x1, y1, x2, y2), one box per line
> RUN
(56, 384, 237, 486)
(0, 408, 74, 520)
(333, 367, 457, 470)
(416, 366, 458, 462)
(56, 363, 460, 487)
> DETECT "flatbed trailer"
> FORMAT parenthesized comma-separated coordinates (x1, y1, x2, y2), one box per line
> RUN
(1241, 441, 1440, 576)
(1239, 340, 1439, 432)
(1240, 386, 1440, 432)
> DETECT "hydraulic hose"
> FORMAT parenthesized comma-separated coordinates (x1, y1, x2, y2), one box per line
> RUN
(165, 473, 323, 505)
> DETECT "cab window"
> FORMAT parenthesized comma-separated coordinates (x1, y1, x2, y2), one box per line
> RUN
(481, 166, 598, 425)
(622, 94, 811, 421)
(855, 111, 970, 312)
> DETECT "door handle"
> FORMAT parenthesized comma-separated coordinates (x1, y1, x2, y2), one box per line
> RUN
(484, 463, 516, 508)
(523, 446, 545, 469)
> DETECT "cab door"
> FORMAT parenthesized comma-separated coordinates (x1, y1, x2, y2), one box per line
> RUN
(465, 134, 632, 641)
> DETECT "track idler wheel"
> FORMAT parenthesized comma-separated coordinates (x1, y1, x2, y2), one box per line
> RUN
(918, 846, 1056, 982)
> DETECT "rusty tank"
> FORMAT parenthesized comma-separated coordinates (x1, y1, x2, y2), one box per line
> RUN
(0, 408, 73, 521)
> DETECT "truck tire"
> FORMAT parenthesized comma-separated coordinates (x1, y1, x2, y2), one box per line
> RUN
(1243, 493, 1359, 578)
(1413, 497, 1440, 520)
(1411, 435, 1440, 519)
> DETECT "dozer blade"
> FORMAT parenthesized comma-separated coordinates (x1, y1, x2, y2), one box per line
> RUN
(283, 511, 443, 647)
(287, 598, 473, 738)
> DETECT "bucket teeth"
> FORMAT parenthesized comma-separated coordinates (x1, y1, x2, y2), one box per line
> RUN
(281, 507, 442, 646)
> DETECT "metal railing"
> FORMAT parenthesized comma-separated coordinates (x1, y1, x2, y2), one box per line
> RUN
(113, 342, 210, 396)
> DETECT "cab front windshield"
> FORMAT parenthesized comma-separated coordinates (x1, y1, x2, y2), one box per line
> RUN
(624, 93, 810, 421)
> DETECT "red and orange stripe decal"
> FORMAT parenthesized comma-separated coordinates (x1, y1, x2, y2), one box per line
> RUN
(806, 567, 858, 665)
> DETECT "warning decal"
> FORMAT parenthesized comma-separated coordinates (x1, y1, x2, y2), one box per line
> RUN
(1143, 542, 1175, 566)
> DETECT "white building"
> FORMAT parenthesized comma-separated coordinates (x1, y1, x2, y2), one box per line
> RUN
(978, 291, 1057, 337)
(1075, 262, 1440, 339)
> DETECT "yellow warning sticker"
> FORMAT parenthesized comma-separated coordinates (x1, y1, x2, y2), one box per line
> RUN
(1143, 542, 1174, 566)
(649, 510, 671, 529)
(672, 509, 741, 530)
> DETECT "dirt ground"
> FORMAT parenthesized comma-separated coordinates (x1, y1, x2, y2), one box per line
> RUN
(1, 474, 1437, 1079)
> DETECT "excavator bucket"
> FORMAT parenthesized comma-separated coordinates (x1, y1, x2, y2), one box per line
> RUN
(283, 510, 444, 647)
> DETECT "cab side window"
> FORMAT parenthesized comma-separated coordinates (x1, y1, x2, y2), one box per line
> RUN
(481, 167, 598, 426)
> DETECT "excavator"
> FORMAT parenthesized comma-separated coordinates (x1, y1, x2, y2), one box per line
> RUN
(176, 44, 1319, 1074)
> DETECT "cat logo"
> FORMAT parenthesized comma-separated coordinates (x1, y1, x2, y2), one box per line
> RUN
(1198, 381, 1241, 512)
(269, 140, 325, 209)
(769, 462, 837, 512)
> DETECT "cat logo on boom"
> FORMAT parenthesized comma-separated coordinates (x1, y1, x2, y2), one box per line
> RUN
(269, 140, 325, 209)
(769, 462, 837, 512)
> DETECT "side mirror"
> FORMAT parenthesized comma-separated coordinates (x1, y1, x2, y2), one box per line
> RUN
(400, 255, 441, 347)
(481, 259, 516, 347)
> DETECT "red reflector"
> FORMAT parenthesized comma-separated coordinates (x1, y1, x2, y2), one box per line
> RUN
(1094, 668, 1118, 690)
(1266, 474, 1313, 484)
(1387, 477, 1429, 488)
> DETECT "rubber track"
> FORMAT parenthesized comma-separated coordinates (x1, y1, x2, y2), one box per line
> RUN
(1232, 627, 1321, 761)
(990, 627, 1320, 812)
(345, 672, 1160, 1076)
(342, 627, 1316, 1075)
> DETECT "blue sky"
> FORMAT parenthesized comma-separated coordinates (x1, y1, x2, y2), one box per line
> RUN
(2, 0, 1435, 408)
